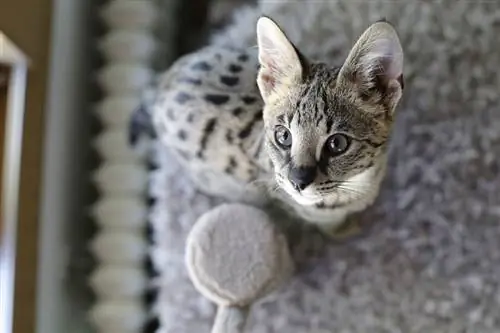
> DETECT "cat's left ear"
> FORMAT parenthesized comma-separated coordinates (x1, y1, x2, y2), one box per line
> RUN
(256, 16, 304, 102)
(338, 21, 404, 111)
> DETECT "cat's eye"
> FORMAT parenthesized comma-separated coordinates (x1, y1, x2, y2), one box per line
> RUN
(325, 134, 350, 156)
(274, 125, 292, 148)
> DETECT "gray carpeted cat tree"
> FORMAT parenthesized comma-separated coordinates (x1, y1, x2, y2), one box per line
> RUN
(147, 1, 500, 332)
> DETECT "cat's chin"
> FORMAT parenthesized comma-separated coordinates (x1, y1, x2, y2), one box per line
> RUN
(291, 194, 323, 206)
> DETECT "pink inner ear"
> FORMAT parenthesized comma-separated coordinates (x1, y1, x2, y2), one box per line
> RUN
(260, 52, 277, 71)
(261, 72, 275, 90)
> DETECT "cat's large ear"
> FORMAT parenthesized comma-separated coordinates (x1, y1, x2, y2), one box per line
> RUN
(338, 21, 404, 112)
(256, 17, 303, 102)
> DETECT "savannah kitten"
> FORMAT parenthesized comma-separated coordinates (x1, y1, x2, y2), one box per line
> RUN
(133, 17, 404, 237)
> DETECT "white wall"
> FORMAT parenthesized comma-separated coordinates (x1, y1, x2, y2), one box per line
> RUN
(36, 0, 93, 332)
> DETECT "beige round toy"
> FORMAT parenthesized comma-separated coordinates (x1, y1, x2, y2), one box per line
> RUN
(186, 203, 294, 333)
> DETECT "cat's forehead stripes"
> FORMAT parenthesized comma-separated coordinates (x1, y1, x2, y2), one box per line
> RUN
(273, 65, 391, 144)
(292, 65, 339, 127)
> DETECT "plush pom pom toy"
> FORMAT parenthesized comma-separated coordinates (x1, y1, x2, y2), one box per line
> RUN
(186, 204, 293, 333)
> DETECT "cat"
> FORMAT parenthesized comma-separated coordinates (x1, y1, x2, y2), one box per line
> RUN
(130, 14, 404, 237)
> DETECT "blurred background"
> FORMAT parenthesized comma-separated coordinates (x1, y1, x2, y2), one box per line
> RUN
(1, 1, 250, 332)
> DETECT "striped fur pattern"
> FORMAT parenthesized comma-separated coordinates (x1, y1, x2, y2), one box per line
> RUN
(141, 18, 404, 232)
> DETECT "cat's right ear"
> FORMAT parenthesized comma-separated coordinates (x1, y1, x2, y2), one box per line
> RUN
(337, 21, 404, 113)
(256, 17, 303, 102)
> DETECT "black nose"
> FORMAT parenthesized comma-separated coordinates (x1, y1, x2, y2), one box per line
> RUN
(289, 166, 316, 191)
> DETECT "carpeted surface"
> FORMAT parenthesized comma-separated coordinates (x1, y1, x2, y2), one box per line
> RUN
(149, 1, 500, 332)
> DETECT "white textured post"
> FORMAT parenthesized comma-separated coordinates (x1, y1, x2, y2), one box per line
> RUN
(88, 1, 159, 332)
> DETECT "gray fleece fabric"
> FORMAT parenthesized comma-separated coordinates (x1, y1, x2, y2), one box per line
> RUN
(149, 1, 500, 332)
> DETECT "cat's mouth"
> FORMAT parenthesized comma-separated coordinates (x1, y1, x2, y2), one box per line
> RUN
(276, 175, 365, 207)
(276, 175, 324, 205)
(275, 165, 382, 208)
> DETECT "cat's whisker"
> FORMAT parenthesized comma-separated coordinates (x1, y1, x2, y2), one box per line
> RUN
(335, 186, 376, 201)
(335, 184, 366, 194)
(268, 183, 281, 194)
(339, 181, 374, 191)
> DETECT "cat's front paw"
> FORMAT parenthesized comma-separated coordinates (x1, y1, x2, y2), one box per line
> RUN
(318, 215, 363, 240)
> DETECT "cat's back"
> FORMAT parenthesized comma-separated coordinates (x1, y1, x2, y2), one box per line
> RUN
(151, 45, 271, 204)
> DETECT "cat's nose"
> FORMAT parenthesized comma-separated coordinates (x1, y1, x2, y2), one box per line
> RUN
(289, 166, 316, 191)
